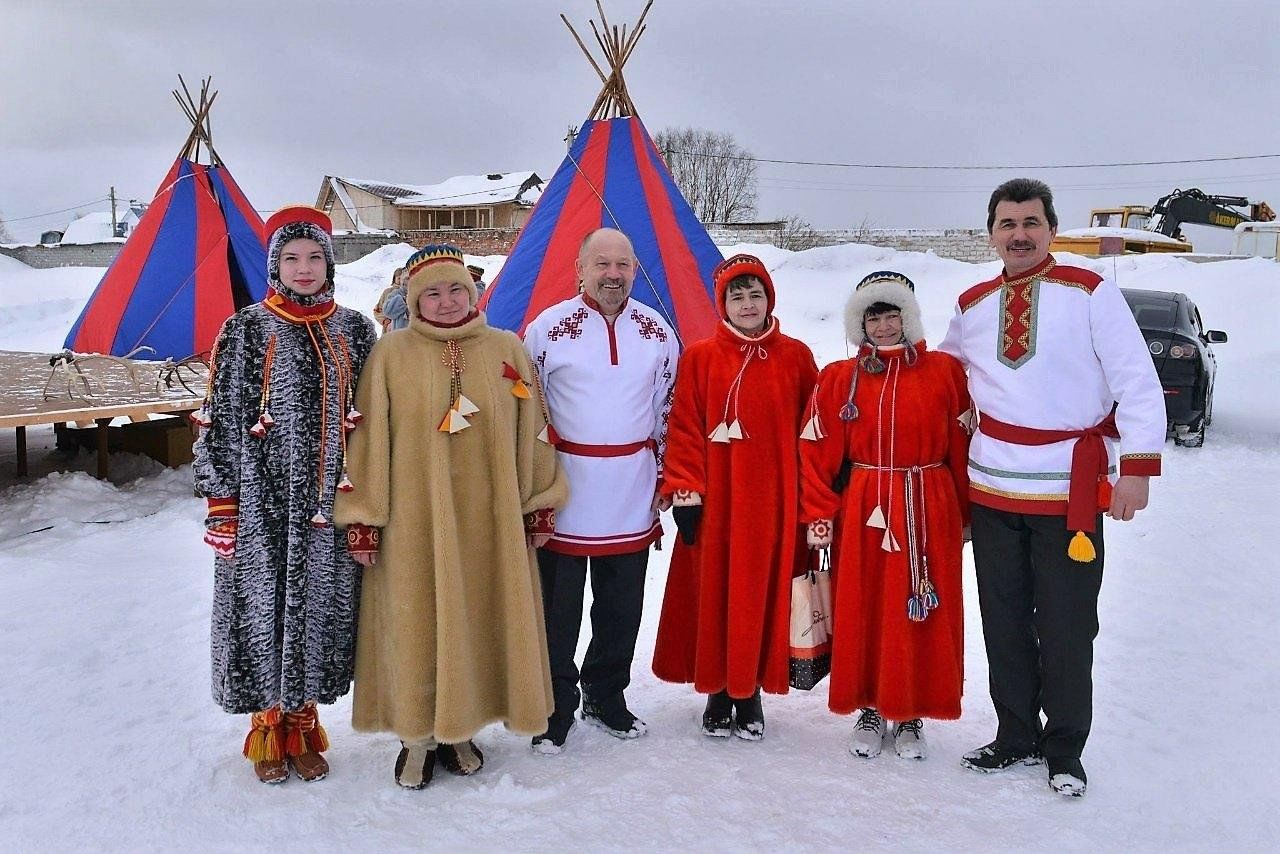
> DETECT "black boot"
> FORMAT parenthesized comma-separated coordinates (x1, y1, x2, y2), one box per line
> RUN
(701, 690, 733, 738)
(732, 689, 764, 741)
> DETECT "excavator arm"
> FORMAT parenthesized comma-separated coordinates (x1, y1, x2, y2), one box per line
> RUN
(1148, 188, 1275, 239)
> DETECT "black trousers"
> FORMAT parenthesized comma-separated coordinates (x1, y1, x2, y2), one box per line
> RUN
(970, 504, 1105, 761)
(536, 547, 649, 719)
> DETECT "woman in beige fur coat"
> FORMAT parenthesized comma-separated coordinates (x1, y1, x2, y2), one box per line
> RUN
(335, 244, 568, 789)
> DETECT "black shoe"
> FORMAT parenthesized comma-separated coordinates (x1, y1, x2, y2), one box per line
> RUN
(437, 740, 485, 776)
(1047, 757, 1088, 797)
(701, 691, 733, 738)
(531, 711, 576, 755)
(732, 690, 764, 741)
(961, 740, 1044, 773)
(582, 695, 648, 739)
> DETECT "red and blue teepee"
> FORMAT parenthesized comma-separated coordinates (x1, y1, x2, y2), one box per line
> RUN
(65, 80, 267, 361)
(480, 4, 722, 345)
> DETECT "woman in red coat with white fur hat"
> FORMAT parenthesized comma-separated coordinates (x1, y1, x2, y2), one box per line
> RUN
(799, 270, 971, 761)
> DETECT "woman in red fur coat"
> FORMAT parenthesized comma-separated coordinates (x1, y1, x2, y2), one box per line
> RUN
(799, 271, 971, 761)
(652, 254, 818, 740)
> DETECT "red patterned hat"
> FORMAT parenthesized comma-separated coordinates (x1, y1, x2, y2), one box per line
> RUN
(264, 205, 332, 242)
(712, 253, 776, 319)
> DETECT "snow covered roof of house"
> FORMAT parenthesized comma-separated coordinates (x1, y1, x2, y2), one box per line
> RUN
(337, 172, 543, 209)
(60, 206, 144, 245)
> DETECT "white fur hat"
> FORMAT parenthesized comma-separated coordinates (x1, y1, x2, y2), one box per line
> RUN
(843, 270, 925, 345)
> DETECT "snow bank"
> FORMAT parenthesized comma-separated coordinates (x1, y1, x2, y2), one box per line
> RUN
(1, 243, 1277, 850)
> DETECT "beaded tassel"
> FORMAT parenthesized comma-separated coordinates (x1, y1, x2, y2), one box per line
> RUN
(438, 341, 473, 434)
(249, 335, 279, 440)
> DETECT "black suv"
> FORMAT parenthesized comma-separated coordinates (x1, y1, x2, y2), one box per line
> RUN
(1121, 289, 1227, 447)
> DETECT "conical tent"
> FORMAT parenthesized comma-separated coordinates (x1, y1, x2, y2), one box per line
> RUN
(65, 78, 267, 361)
(480, 2, 722, 344)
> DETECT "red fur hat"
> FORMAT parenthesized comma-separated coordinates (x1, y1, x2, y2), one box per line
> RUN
(264, 205, 332, 242)
(712, 253, 776, 319)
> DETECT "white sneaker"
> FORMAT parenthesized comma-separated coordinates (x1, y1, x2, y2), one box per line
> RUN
(849, 708, 886, 758)
(893, 719, 927, 760)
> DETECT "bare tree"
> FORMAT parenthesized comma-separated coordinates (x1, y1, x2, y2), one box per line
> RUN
(655, 127, 758, 223)
(0, 209, 13, 244)
(777, 215, 821, 251)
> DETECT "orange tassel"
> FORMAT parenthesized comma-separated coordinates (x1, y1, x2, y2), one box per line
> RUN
(306, 721, 330, 754)
(283, 705, 329, 756)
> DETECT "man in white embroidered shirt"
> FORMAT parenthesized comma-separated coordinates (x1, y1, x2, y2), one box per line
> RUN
(940, 178, 1165, 798)
(523, 227, 679, 754)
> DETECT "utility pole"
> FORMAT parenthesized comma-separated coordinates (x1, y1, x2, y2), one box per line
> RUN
(109, 186, 118, 237)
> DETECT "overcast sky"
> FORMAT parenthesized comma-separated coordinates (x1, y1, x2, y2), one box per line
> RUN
(3, 0, 1279, 248)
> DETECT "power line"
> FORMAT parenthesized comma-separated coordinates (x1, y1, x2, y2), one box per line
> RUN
(4, 198, 112, 223)
(667, 150, 1280, 171)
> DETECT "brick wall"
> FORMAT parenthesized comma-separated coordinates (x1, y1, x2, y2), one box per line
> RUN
(396, 228, 522, 256)
(0, 242, 122, 268)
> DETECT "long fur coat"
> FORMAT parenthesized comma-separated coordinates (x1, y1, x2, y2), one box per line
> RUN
(194, 297, 376, 714)
(334, 306, 568, 743)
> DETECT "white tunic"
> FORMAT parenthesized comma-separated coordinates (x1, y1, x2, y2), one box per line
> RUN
(938, 255, 1165, 514)
(525, 295, 680, 554)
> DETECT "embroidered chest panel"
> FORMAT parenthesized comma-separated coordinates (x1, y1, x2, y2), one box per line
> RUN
(547, 307, 589, 341)
(998, 277, 1040, 369)
(631, 308, 669, 342)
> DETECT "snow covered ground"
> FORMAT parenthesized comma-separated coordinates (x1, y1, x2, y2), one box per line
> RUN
(1, 245, 1277, 851)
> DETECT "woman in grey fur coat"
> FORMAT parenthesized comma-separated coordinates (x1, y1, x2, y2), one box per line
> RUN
(193, 205, 376, 785)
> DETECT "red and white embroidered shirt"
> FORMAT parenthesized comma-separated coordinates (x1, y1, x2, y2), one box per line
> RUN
(524, 295, 680, 555)
(939, 255, 1165, 515)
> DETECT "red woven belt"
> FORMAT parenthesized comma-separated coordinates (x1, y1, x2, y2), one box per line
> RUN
(556, 438, 657, 458)
(978, 412, 1118, 533)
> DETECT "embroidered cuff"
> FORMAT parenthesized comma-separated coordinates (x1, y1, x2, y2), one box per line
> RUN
(524, 509, 556, 536)
(1119, 453, 1161, 477)
(346, 523, 381, 555)
(806, 519, 833, 547)
(206, 497, 239, 517)
(672, 490, 703, 507)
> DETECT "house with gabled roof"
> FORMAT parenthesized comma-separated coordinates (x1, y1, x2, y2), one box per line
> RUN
(316, 172, 543, 233)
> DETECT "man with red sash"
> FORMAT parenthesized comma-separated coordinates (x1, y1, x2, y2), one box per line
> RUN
(523, 227, 680, 753)
(939, 178, 1165, 798)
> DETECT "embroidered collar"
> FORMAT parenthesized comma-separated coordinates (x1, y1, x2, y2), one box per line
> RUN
(262, 291, 337, 322)
(582, 292, 629, 319)
(411, 309, 487, 342)
(418, 309, 479, 329)
(1002, 254, 1056, 287)
(859, 340, 926, 360)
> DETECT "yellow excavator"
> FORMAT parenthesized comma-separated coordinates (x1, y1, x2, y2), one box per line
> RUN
(1051, 189, 1275, 256)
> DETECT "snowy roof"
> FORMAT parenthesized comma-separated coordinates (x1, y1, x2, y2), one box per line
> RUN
(1057, 227, 1186, 245)
(338, 172, 543, 209)
(60, 208, 143, 245)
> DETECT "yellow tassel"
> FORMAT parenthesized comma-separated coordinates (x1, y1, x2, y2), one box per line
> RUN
(243, 707, 285, 762)
(1067, 530, 1096, 563)
(244, 728, 267, 762)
